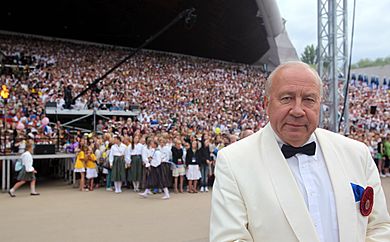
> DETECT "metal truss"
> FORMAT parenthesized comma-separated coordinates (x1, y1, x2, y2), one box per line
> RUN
(317, 0, 349, 133)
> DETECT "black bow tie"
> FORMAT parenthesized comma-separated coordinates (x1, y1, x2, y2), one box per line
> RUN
(281, 142, 316, 159)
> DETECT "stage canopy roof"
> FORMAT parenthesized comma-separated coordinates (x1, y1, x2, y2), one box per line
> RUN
(0, 0, 298, 68)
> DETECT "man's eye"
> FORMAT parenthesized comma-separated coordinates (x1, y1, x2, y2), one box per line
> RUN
(304, 98, 316, 103)
(280, 96, 292, 102)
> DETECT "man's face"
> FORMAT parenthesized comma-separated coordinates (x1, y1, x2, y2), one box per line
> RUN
(265, 65, 321, 147)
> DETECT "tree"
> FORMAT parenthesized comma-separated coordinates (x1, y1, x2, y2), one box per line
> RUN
(300, 44, 317, 66)
(351, 56, 390, 69)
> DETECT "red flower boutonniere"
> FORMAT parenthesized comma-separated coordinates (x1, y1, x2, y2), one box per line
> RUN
(360, 186, 374, 216)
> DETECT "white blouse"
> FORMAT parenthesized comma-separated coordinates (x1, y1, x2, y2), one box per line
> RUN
(108, 143, 127, 165)
(160, 144, 172, 163)
(21, 151, 34, 172)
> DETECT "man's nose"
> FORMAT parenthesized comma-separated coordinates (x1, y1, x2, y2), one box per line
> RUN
(289, 100, 305, 117)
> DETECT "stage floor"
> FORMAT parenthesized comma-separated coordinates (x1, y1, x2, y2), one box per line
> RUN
(1, 178, 390, 242)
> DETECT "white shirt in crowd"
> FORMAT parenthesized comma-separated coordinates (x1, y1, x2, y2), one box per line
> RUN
(141, 145, 149, 165)
(108, 143, 127, 166)
(142, 147, 162, 168)
(182, 147, 187, 162)
(150, 149, 162, 167)
(131, 143, 144, 155)
(159, 144, 172, 163)
(21, 151, 34, 172)
(95, 148, 102, 161)
(125, 144, 133, 165)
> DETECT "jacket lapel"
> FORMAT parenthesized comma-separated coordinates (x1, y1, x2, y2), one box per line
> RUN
(261, 124, 320, 242)
(315, 129, 357, 242)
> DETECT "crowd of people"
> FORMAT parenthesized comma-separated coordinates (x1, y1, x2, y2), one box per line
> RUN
(0, 33, 389, 197)
(0, 34, 264, 152)
(346, 80, 390, 177)
(65, 127, 235, 199)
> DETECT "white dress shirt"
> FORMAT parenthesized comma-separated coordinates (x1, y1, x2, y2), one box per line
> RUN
(274, 132, 339, 242)
(108, 143, 126, 165)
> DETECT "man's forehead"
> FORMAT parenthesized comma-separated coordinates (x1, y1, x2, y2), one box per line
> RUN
(272, 70, 320, 91)
(277, 88, 320, 97)
(277, 66, 318, 82)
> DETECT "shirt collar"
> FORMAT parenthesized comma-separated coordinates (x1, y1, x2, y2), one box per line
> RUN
(270, 128, 319, 160)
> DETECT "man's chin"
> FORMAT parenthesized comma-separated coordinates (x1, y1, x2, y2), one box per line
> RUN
(282, 126, 308, 137)
(284, 123, 307, 129)
(281, 132, 309, 147)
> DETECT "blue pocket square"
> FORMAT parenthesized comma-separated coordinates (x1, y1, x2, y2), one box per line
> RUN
(351, 183, 365, 202)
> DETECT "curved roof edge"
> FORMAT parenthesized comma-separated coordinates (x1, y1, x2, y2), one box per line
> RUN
(254, 0, 298, 70)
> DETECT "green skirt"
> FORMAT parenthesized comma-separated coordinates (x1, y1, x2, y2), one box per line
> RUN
(129, 155, 142, 182)
(17, 166, 36, 181)
(111, 156, 126, 182)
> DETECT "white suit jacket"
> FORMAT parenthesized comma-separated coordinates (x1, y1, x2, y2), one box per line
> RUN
(210, 123, 390, 242)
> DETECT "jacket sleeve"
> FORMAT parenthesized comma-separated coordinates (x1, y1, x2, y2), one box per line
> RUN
(185, 149, 191, 166)
(171, 147, 178, 164)
(205, 146, 211, 162)
(210, 150, 253, 242)
(364, 145, 390, 241)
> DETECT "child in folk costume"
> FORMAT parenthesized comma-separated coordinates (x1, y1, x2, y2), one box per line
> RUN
(141, 137, 152, 191)
(74, 145, 88, 191)
(182, 141, 190, 192)
(159, 137, 173, 190)
(139, 140, 170, 199)
(8, 141, 40, 197)
(185, 140, 202, 193)
(93, 138, 103, 188)
(109, 135, 127, 193)
(101, 133, 112, 191)
(199, 138, 212, 192)
(85, 146, 98, 191)
(129, 135, 143, 192)
(171, 139, 185, 193)
(104, 142, 113, 191)
(140, 138, 156, 197)
(123, 136, 132, 188)
(122, 136, 132, 188)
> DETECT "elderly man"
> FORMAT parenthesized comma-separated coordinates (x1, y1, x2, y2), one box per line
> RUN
(210, 61, 390, 242)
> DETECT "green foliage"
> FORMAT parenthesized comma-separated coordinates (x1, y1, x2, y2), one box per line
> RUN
(351, 56, 390, 69)
(300, 44, 317, 65)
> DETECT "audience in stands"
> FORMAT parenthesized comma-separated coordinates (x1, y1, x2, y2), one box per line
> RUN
(0, 34, 389, 184)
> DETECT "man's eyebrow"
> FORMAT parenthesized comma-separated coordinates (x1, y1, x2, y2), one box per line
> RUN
(303, 93, 320, 98)
(278, 91, 295, 96)
(277, 91, 319, 97)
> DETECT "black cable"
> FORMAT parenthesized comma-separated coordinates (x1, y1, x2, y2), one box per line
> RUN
(71, 8, 196, 105)
(338, 0, 357, 133)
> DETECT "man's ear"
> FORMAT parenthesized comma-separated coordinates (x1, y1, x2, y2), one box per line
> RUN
(263, 96, 269, 114)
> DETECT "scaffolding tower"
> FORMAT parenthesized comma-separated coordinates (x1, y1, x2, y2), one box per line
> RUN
(317, 0, 349, 133)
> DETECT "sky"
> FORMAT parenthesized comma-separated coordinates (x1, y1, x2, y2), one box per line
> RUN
(276, 0, 390, 63)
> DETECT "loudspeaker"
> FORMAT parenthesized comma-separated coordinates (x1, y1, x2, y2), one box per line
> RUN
(34, 144, 56, 155)
(45, 102, 57, 108)
(370, 106, 377, 115)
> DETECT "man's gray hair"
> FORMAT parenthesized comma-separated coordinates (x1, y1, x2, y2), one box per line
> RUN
(265, 61, 323, 98)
